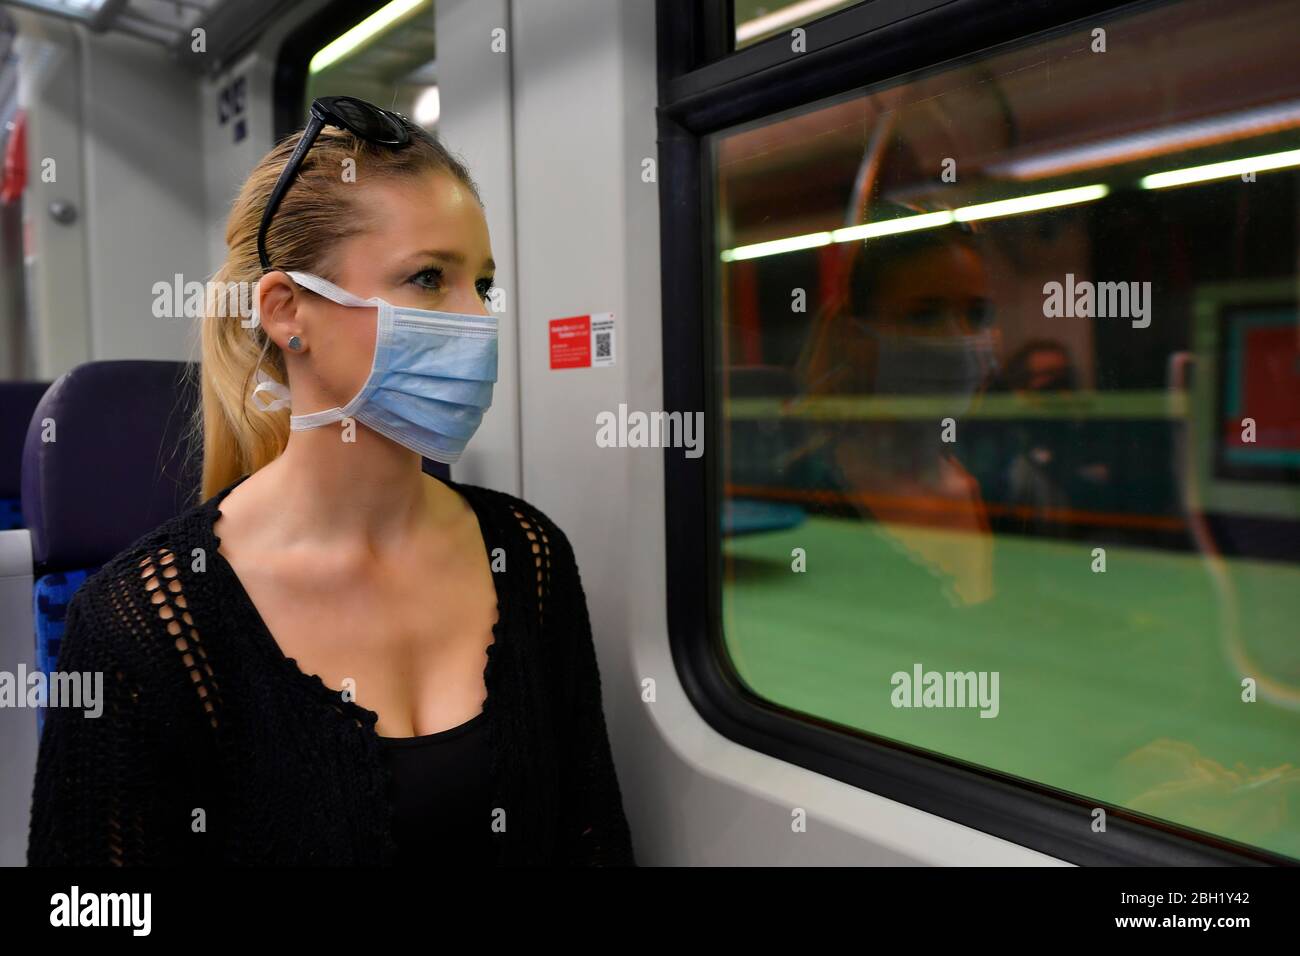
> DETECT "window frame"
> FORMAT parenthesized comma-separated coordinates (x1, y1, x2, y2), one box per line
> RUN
(655, 0, 1293, 866)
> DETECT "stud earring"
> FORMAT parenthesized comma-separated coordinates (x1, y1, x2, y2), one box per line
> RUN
(287, 335, 303, 351)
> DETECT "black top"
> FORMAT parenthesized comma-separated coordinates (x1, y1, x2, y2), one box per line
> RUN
(376, 710, 496, 865)
(27, 472, 636, 866)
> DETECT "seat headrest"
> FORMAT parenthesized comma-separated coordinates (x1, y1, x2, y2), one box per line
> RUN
(0, 380, 53, 497)
(22, 360, 201, 574)
(21, 359, 453, 574)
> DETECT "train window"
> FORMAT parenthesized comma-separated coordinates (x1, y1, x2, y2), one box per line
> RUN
(300, 0, 439, 131)
(712, 0, 1300, 860)
(733, 0, 867, 49)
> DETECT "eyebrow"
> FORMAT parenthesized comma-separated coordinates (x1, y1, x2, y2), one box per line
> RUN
(408, 249, 496, 271)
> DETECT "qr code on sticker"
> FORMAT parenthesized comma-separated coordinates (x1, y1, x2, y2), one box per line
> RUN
(595, 331, 612, 359)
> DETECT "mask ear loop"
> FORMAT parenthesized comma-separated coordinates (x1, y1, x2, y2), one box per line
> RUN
(286, 270, 382, 308)
(244, 273, 325, 416)
(250, 365, 292, 412)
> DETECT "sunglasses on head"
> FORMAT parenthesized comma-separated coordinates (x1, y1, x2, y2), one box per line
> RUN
(257, 95, 414, 273)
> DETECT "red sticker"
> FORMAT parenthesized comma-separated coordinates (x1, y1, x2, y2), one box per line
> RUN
(550, 315, 592, 369)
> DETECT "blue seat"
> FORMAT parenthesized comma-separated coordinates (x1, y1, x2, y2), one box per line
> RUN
(0, 381, 52, 529)
(722, 498, 807, 536)
(23, 361, 202, 736)
(22, 359, 451, 736)
(32, 569, 94, 678)
(725, 364, 807, 537)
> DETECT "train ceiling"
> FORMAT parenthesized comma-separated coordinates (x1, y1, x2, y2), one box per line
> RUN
(0, 0, 304, 71)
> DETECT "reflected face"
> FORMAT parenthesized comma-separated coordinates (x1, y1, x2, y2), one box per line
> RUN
(870, 243, 994, 337)
(1023, 349, 1072, 391)
(834, 241, 999, 395)
(300, 170, 497, 411)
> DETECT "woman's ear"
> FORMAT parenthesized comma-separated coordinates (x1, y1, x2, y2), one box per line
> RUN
(255, 271, 303, 351)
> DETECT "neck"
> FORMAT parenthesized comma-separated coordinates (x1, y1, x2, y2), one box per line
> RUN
(248, 425, 452, 552)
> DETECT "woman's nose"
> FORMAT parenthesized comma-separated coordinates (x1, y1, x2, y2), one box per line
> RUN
(450, 285, 492, 317)
(938, 311, 968, 336)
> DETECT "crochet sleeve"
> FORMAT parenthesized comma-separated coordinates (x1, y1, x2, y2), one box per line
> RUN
(27, 582, 172, 866)
(549, 525, 637, 866)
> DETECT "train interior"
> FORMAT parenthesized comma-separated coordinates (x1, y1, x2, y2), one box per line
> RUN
(0, 0, 1298, 867)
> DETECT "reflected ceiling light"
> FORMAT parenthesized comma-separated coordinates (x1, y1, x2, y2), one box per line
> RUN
(735, 0, 856, 44)
(310, 0, 429, 75)
(4, 0, 118, 28)
(1139, 147, 1300, 189)
(988, 101, 1300, 181)
(414, 86, 440, 127)
(953, 184, 1109, 222)
(722, 231, 832, 262)
(831, 210, 955, 242)
(721, 184, 1108, 261)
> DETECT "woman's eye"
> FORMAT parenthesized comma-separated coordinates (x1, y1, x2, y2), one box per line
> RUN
(969, 299, 995, 328)
(477, 278, 496, 303)
(410, 267, 443, 291)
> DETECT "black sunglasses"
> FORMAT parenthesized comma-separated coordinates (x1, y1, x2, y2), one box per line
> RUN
(257, 95, 412, 272)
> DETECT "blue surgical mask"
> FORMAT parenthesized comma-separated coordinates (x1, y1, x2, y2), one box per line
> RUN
(250, 271, 499, 463)
(851, 321, 999, 415)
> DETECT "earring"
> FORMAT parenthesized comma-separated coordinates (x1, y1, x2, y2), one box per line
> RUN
(287, 335, 303, 351)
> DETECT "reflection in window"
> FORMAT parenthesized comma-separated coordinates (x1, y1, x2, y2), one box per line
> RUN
(714, 0, 1300, 859)
(305, 0, 439, 131)
(734, 0, 866, 49)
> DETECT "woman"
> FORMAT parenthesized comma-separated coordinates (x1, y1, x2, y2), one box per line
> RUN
(794, 214, 1000, 606)
(27, 97, 636, 866)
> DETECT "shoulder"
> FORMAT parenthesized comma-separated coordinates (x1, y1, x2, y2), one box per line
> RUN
(449, 481, 589, 609)
(79, 496, 214, 595)
(63, 494, 219, 657)
(451, 481, 578, 560)
(450, 483, 596, 650)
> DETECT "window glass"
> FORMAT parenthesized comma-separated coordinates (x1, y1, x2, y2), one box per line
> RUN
(733, 0, 866, 49)
(305, 0, 440, 131)
(713, 0, 1300, 859)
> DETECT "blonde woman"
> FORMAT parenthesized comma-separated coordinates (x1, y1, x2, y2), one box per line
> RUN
(27, 96, 635, 867)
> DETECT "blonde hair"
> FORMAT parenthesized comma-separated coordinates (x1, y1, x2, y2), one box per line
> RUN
(188, 122, 481, 501)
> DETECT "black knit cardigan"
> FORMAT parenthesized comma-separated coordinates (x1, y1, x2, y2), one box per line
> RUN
(27, 473, 636, 866)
